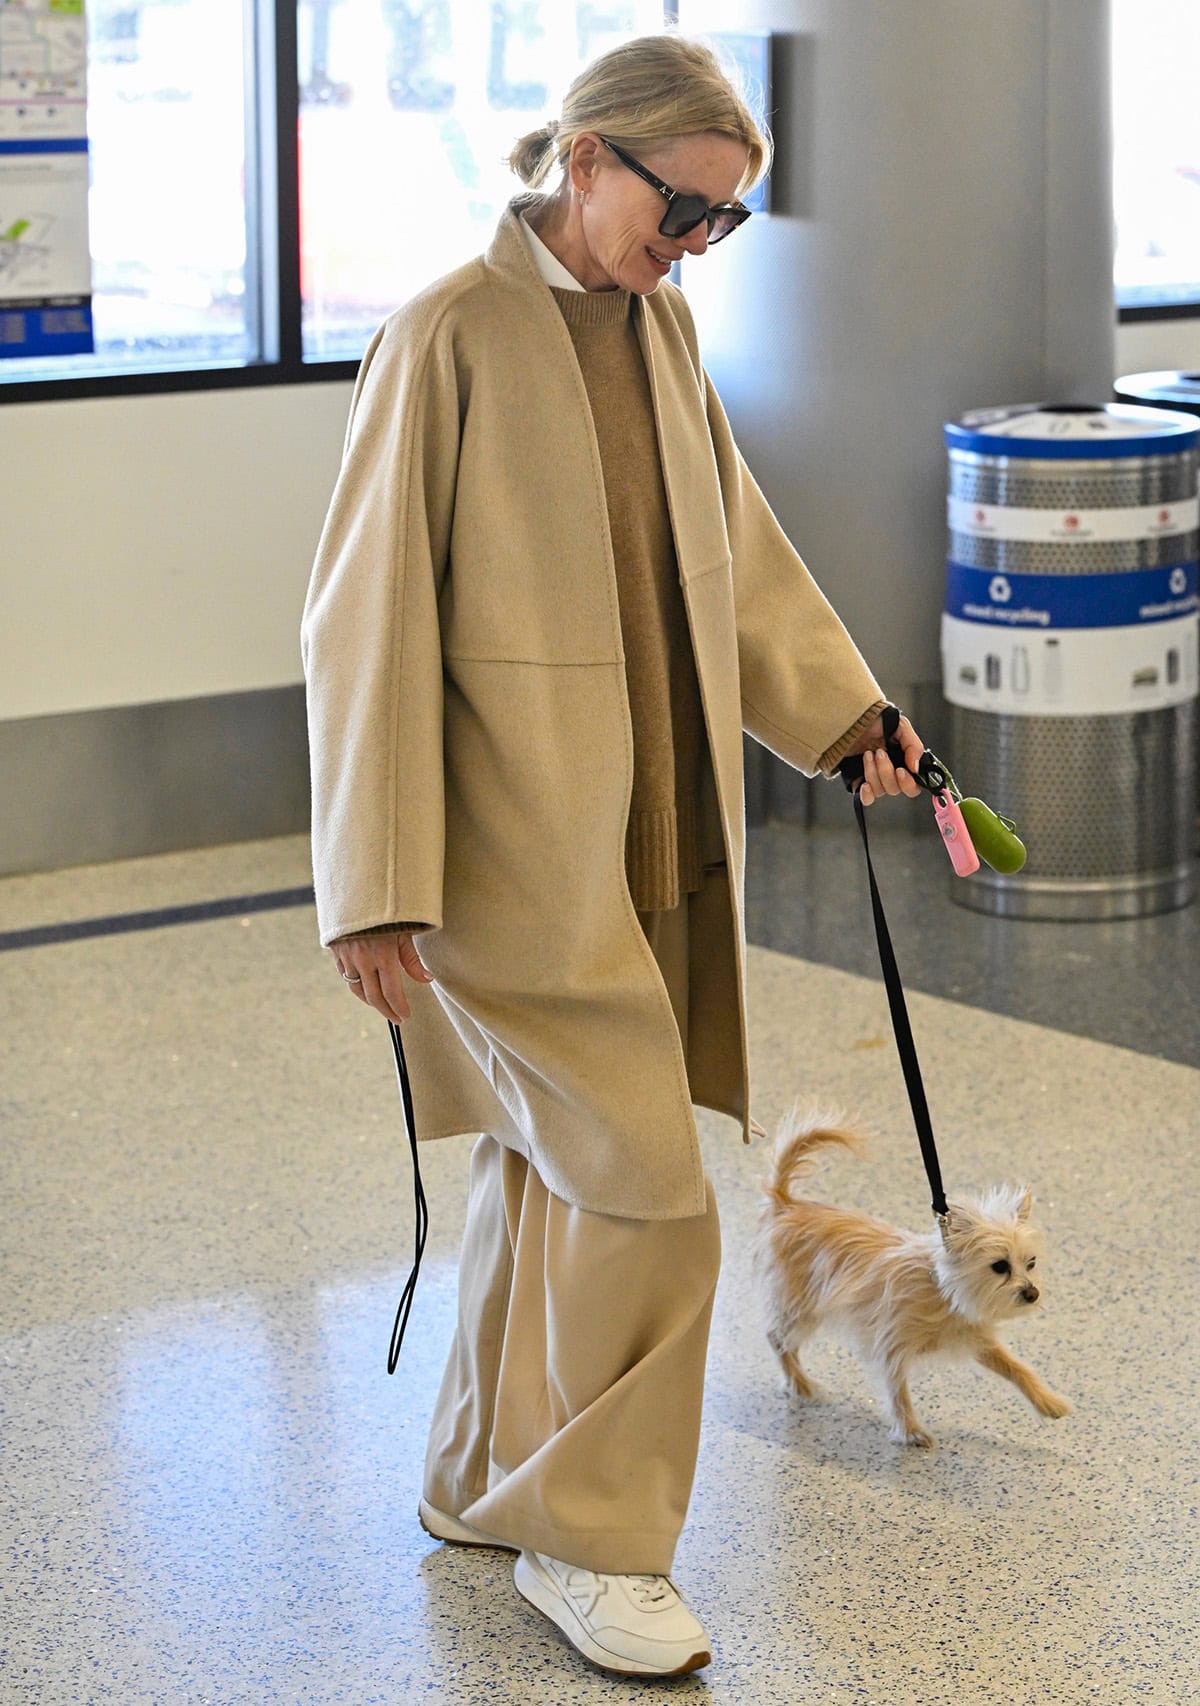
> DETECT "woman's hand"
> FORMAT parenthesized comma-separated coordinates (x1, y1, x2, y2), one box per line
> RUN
(845, 711, 926, 807)
(332, 931, 436, 1025)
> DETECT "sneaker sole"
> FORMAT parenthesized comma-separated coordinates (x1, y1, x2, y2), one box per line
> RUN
(513, 1551, 711, 1678)
(417, 1499, 518, 1551)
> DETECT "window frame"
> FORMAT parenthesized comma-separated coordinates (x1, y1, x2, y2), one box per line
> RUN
(1110, 0, 1200, 327)
(1118, 300, 1200, 324)
(0, 0, 351, 404)
(0, 0, 679, 404)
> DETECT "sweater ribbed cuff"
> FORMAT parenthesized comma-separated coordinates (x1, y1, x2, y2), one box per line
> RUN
(336, 921, 432, 940)
(817, 698, 890, 778)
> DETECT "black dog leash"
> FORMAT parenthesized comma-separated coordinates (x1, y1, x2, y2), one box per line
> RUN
(385, 1018, 428, 1373)
(837, 706, 950, 1223)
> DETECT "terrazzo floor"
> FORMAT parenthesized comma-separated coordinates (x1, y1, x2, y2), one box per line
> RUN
(1, 826, 1197, 1705)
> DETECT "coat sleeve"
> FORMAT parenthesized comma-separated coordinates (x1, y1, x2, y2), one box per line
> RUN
(301, 308, 460, 947)
(702, 366, 887, 778)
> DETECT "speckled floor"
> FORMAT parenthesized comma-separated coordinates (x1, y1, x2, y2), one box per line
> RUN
(1, 827, 1196, 1705)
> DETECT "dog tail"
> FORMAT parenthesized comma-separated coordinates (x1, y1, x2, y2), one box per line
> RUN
(763, 1101, 870, 1209)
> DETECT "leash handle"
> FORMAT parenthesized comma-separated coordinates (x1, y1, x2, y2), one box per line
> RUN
(386, 1019, 429, 1374)
(837, 703, 954, 799)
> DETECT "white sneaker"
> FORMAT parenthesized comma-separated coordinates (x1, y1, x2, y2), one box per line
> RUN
(513, 1548, 711, 1677)
(417, 1498, 518, 1551)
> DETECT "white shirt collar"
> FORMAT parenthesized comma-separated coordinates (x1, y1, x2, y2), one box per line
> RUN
(520, 208, 586, 292)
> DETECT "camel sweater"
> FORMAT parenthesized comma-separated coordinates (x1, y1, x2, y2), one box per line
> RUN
(549, 281, 706, 910)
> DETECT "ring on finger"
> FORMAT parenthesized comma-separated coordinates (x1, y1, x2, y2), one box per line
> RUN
(341, 969, 363, 984)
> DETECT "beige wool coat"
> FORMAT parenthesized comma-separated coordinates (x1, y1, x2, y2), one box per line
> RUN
(301, 190, 885, 1221)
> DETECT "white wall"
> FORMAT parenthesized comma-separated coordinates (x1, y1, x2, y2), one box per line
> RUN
(0, 383, 351, 721)
(0, 311, 1196, 725)
(1116, 317, 1200, 378)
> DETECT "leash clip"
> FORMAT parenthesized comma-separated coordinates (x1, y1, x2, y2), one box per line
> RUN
(916, 751, 955, 797)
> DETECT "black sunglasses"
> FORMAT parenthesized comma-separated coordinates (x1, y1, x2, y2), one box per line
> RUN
(597, 136, 751, 245)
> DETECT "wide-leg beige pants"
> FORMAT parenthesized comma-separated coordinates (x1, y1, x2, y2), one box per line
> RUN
(421, 891, 722, 1576)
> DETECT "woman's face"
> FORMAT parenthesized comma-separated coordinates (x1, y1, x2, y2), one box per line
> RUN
(570, 130, 750, 295)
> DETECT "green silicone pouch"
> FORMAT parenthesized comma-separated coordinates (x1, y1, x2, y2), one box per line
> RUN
(958, 798, 1027, 874)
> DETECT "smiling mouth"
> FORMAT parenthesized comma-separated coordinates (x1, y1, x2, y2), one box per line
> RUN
(646, 246, 677, 267)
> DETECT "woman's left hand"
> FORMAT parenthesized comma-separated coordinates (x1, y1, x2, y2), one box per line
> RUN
(846, 711, 926, 807)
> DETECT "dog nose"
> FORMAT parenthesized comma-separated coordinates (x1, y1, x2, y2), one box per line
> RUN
(1021, 1285, 1039, 1304)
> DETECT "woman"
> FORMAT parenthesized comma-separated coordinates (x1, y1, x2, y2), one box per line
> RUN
(302, 30, 924, 1681)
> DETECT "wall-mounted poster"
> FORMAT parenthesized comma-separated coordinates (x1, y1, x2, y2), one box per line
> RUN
(0, 0, 93, 359)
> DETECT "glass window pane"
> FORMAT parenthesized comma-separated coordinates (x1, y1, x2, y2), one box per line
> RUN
(299, 0, 666, 363)
(1, 0, 254, 385)
(1113, 0, 1200, 310)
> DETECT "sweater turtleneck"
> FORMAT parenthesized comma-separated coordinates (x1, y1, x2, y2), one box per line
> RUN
(549, 281, 633, 326)
(548, 282, 707, 912)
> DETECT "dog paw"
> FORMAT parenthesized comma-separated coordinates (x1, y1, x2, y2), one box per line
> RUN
(779, 1372, 824, 1402)
(889, 1424, 935, 1448)
(1036, 1391, 1073, 1419)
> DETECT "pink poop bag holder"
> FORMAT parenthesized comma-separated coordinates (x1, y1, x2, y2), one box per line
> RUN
(837, 704, 1026, 877)
(932, 789, 979, 876)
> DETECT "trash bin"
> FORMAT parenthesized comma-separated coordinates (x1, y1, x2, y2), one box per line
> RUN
(1114, 370, 1200, 419)
(1115, 376, 1200, 837)
(941, 402, 1199, 919)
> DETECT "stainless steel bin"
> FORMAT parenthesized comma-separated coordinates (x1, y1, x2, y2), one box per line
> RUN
(941, 403, 1199, 920)
(1114, 370, 1200, 419)
(1113, 376, 1200, 836)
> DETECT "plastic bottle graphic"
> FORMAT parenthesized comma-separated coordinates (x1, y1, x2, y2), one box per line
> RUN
(985, 653, 1001, 690)
(1011, 645, 1030, 693)
(1042, 638, 1062, 700)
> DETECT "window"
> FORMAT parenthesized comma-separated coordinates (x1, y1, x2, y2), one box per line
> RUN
(1113, 0, 1200, 315)
(1, 0, 255, 384)
(2, 0, 674, 396)
(298, 0, 666, 362)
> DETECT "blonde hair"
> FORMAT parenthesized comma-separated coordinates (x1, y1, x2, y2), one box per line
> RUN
(507, 29, 772, 203)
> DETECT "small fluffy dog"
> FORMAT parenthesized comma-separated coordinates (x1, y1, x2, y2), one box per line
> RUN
(753, 1109, 1072, 1447)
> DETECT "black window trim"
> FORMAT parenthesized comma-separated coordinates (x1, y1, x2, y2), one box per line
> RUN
(1118, 300, 1200, 324)
(0, 0, 1194, 407)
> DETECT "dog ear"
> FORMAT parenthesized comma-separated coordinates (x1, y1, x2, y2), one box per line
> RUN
(940, 1203, 975, 1239)
(1016, 1189, 1034, 1222)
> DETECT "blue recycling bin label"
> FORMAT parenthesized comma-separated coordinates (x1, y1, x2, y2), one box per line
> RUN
(945, 562, 1197, 628)
(941, 561, 1199, 715)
